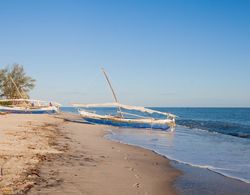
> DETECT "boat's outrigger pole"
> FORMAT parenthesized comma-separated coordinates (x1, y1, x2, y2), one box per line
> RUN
(101, 68, 123, 118)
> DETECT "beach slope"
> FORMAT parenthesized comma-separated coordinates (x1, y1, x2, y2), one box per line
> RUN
(0, 114, 180, 195)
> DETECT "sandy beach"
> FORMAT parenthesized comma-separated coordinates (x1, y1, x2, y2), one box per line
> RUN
(0, 113, 180, 195)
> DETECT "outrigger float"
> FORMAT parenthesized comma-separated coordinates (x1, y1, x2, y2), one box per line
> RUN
(73, 68, 176, 130)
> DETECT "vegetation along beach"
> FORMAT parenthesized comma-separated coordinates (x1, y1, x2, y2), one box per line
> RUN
(1, 1, 250, 194)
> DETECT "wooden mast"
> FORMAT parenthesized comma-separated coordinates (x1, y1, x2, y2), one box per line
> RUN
(9, 76, 29, 106)
(101, 68, 123, 118)
(9, 76, 27, 99)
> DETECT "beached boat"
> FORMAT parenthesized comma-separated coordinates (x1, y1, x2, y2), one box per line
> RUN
(73, 103, 176, 130)
(0, 99, 60, 114)
(73, 68, 176, 130)
(0, 75, 60, 114)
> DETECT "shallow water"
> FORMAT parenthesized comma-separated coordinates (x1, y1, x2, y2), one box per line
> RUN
(106, 126, 250, 184)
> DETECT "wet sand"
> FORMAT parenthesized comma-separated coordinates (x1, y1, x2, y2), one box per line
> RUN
(173, 161, 250, 195)
(0, 113, 180, 195)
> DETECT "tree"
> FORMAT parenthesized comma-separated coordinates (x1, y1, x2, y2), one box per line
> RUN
(0, 64, 36, 99)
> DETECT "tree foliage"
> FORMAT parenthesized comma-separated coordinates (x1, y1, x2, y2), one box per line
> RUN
(0, 64, 36, 99)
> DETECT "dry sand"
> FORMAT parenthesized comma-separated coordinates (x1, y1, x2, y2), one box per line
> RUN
(0, 114, 63, 194)
(0, 113, 180, 195)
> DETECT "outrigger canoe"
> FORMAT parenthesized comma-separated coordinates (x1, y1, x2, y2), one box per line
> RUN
(75, 104, 175, 130)
(0, 99, 60, 114)
(73, 68, 176, 130)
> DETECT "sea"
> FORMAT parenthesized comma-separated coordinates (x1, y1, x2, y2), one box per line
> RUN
(61, 107, 250, 185)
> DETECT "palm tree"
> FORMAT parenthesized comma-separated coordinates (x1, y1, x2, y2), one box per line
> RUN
(0, 64, 36, 99)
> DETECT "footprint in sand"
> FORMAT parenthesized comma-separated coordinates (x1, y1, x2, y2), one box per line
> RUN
(133, 182, 140, 189)
(124, 166, 135, 171)
(126, 167, 141, 179)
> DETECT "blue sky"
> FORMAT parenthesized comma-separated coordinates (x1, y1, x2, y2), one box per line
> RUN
(0, 0, 249, 106)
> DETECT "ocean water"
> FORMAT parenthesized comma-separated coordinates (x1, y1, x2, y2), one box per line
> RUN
(61, 107, 250, 184)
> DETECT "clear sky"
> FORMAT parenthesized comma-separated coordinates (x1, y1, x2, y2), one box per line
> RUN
(0, 0, 249, 107)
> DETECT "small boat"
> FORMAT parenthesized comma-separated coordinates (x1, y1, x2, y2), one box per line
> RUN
(73, 68, 176, 130)
(0, 75, 60, 114)
(0, 99, 60, 114)
(73, 103, 176, 130)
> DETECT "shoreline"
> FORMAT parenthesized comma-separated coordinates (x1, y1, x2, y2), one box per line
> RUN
(173, 161, 250, 195)
(106, 126, 250, 194)
(107, 135, 250, 185)
(1, 113, 250, 194)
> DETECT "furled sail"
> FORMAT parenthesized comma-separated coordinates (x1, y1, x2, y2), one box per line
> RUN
(72, 102, 176, 118)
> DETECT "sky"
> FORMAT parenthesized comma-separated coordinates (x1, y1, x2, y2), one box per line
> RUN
(0, 0, 249, 107)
